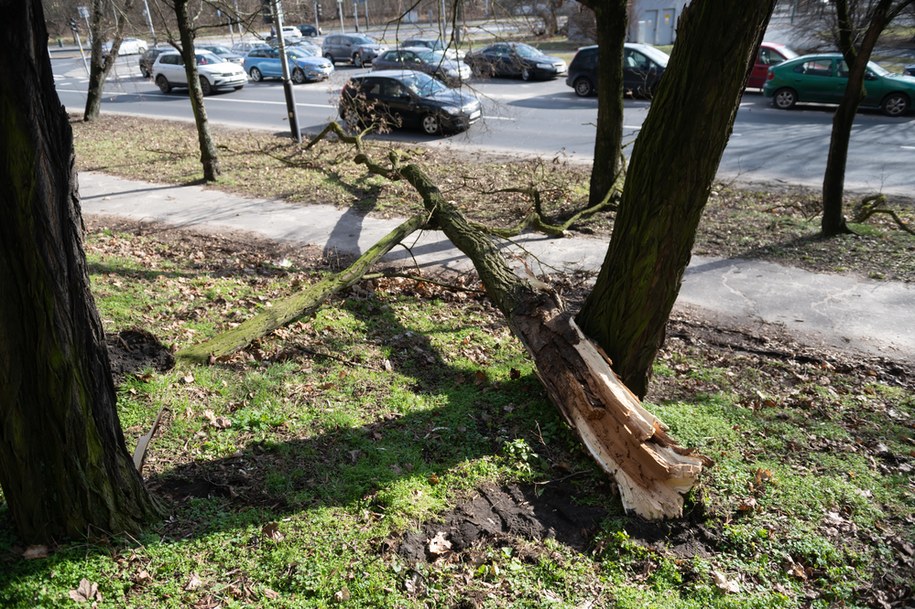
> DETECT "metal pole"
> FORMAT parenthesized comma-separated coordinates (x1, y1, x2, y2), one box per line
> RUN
(74, 31, 91, 76)
(142, 0, 156, 43)
(314, 0, 320, 33)
(271, 0, 301, 143)
(353, 1, 359, 32)
(337, 0, 345, 33)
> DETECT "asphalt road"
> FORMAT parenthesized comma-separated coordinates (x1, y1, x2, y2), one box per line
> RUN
(52, 50, 915, 196)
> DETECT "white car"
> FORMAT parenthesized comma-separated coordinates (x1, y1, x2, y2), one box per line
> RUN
(102, 37, 148, 56)
(152, 50, 247, 95)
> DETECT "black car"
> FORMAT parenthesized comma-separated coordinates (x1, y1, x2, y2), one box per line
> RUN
(463, 42, 566, 81)
(565, 43, 669, 97)
(338, 70, 482, 135)
(297, 24, 321, 36)
(138, 45, 172, 78)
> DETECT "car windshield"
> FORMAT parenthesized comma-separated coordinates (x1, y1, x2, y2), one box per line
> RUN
(866, 61, 889, 76)
(195, 51, 226, 65)
(637, 45, 670, 68)
(205, 46, 233, 57)
(415, 50, 446, 64)
(512, 43, 544, 59)
(401, 72, 448, 96)
(411, 40, 443, 51)
(289, 46, 318, 58)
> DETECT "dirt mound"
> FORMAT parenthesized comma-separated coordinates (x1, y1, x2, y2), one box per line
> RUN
(106, 328, 175, 384)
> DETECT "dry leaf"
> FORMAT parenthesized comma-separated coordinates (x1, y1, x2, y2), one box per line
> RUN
(262, 522, 285, 542)
(262, 587, 280, 600)
(185, 573, 203, 591)
(333, 586, 351, 602)
(68, 578, 101, 602)
(427, 531, 452, 556)
(711, 570, 740, 593)
(22, 545, 48, 560)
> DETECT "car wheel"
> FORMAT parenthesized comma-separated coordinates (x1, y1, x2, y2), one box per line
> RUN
(199, 76, 212, 96)
(353, 53, 363, 67)
(341, 106, 363, 129)
(249, 67, 263, 82)
(292, 68, 306, 84)
(421, 114, 441, 135)
(155, 75, 171, 93)
(324, 53, 335, 64)
(521, 67, 531, 81)
(573, 77, 594, 97)
(141, 67, 150, 78)
(773, 87, 797, 110)
(470, 62, 489, 78)
(881, 92, 909, 117)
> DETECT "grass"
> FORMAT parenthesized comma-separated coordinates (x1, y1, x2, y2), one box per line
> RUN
(0, 213, 912, 608)
(1, 110, 913, 607)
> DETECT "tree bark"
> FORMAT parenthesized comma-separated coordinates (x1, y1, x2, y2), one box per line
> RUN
(173, 0, 221, 182)
(821, 0, 909, 236)
(577, 0, 628, 206)
(84, 0, 135, 121)
(0, 0, 160, 544)
(576, 0, 777, 398)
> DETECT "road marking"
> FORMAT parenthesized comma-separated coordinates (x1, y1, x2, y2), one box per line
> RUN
(623, 125, 641, 130)
(56, 88, 335, 109)
(902, 146, 915, 150)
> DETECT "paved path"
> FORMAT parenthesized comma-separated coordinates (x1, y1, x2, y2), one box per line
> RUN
(79, 171, 915, 364)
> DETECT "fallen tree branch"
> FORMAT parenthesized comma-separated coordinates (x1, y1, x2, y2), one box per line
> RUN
(852, 194, 914, 235)
(175, 211, 429, 364)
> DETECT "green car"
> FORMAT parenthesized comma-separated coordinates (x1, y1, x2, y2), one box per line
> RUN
(762, 53, 915, 116)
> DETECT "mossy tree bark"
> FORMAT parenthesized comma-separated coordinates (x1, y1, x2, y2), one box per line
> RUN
(576, 0, 628, 206)
(576, 0, 777, 398)
(0, 0, 161, 544)
(821, 0, 910, 237)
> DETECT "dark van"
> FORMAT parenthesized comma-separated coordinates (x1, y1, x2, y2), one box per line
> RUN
(566, 43, 670, 97)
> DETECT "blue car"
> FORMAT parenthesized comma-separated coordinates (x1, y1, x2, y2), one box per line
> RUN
(243, 46, 334, 84)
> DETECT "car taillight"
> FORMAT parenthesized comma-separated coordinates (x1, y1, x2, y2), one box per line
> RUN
(767, 70, 775, 80)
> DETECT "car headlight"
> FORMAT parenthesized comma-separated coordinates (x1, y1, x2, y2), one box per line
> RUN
(441, 106, 461, 116)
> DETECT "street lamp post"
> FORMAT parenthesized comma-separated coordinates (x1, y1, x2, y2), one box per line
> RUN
(141, 0, 156, 43)
(270, 0, 301, 143)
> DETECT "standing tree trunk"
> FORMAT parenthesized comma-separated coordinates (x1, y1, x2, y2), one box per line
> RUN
(173, 0, 221, 181)
(576, 0, 777, 398)
(0, 0, 160, 544)
(84, 0, 135, 121)
(821, 0, 909, 236)
(578, 0, 628, 205)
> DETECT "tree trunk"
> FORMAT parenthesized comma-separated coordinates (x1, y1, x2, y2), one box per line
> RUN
(578, 0, 628, 206)
(821, 0, 903, 237)
(391, 155, 710, 519)
(173, 0, 221, 182)
(84, 0, 135, 121)
(0, 0, 160, 544)
(576, 0, 777, 398)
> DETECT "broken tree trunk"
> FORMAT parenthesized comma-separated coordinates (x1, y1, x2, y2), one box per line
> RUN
(382, 152, 710, 519)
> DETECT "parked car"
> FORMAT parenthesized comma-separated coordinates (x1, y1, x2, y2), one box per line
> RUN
(269, 25, 303, 40)
(905, 65, 915, 76)
(398, 37, 463, 60)
(338, 70, 482, 135)
(139, 45, 172, 78)
(102, 37, 148, 56)
(372, 48, 471, 86)
(565, 43, 669, 97)
(763, 53, 915, 116)
(463, 42, 566, 81)
(152, 50, 247, 95)
(197, 43, 245, 65)
(747, 41, 797, 88)
(231, 40, 268, 55)
(297, 24, 321, 37)
(244, 45, 334, 83)
(322, 34, 389, 67)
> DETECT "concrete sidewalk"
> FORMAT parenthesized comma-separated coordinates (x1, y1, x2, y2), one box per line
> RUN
(78, 171, 915, 364)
